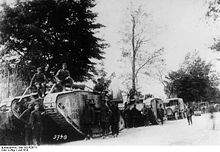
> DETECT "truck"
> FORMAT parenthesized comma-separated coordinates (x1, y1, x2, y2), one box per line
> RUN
(164, 98, 186, 120)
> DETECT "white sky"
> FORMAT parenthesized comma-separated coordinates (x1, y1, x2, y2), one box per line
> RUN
(93, 0, 220, 97)
(2, 0, 220, 98)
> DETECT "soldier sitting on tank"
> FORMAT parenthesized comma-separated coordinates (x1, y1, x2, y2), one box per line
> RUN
(29, 67, 47, 98)
(55, 63, 74, 92)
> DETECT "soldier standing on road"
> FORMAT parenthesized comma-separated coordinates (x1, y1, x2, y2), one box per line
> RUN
(123, 102, 130, 128)
(29, 67, 47, 98)
(30, 103, 44, 145)
(19, 103, 33, 145)
(157, 104, 164, 125)
(82, 99, 95, 140)
(55, 63, 74, 91)
(186, 106, 193, 125)
(209, 103, 216, 130)
(141, 104, 149, 126)
(109, 102, 120, 137)
(131, 104, 139, 128)
(100, 100, 112, 138)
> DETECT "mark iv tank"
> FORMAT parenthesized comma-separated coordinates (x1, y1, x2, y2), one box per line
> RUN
(10, 89, 125, 143)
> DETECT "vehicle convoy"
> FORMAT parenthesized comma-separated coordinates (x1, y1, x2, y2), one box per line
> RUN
(164, 98, 186, 120)
(9, 85, 125, 144)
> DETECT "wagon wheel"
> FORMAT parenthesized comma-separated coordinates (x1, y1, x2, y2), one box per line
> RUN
(174, 112, 179, 120)
(119, 115, 125, 130)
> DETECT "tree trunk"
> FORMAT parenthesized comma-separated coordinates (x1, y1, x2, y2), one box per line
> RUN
(7, 63, 10, 98)
(131, 15, 136, 91)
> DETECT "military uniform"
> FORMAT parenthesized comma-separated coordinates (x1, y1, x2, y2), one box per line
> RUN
(55, 69, 73, 90)
(82, 103, 95, 139)
(157, 107, 164, 125)
(30, 72, 47, 97)
(100, 104, 112, 137)
(30, 110, 43, 145)
(19, 108, 33, 145)
(109, 104, 120, 136)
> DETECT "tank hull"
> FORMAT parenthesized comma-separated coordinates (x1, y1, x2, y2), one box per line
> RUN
(43, 90, 125, 138)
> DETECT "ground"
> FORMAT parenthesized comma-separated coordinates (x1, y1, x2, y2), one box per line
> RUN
(63, 113, 220, 145)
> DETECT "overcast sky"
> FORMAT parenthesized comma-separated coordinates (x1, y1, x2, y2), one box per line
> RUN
(93, 0, 220, 97)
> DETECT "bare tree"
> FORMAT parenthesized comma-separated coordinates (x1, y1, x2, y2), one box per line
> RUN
(120, 4, 164, 95)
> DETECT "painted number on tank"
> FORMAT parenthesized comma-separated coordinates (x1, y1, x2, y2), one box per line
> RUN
(52, 134, 68, 140)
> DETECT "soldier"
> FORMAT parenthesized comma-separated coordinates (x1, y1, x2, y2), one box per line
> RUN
(131, 104, 139, 128)
(157, 104, 164, 125)
(55, 63, 74, 91)
(123, 102, 129, 128)
(19, 103, 33, 145)
(209, 103, 216, 130)
(82, 100, 95, 140)
(141, 104, 149, 126)
(100, 100, 112, 138)
(29, 67, 47, 98)
(109, 102, 120, 137)
(186, 106, 193, 125)
(30, 103, 44, 145)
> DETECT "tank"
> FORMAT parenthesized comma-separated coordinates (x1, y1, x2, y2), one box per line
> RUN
(10, 89, 125, 143)
(0, 97, 26, 145)
(125, 97, 166, 127)
(43, 90, 125, 137)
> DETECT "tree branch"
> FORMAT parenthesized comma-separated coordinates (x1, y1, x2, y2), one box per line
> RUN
(134, 48, 164, 78)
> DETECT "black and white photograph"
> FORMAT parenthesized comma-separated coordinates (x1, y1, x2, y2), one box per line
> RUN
(1, 0, 220, 149)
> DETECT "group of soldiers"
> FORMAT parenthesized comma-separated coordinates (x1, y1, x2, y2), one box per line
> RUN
(17, 62, 122, 144)
(29, 62, 73, 98)
(18, 63, 73, 145)
(82, 99, 120, 140)
(18, 100, 44, 145)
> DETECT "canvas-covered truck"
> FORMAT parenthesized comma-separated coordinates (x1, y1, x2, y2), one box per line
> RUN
(143, 98, 167, 124)
(125, 97, 166, 126)
(164, 98, 186, 120)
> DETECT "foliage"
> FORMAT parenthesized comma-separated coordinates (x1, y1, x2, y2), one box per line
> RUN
(206, 0, 220, 21)
(206, 0, 220, 56)
(92, 64, 115, 94)
(164, 52, 220, 103)
(0, 0, 106, 83)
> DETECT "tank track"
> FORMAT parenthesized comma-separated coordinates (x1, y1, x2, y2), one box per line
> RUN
(45, 108, 85, 137)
